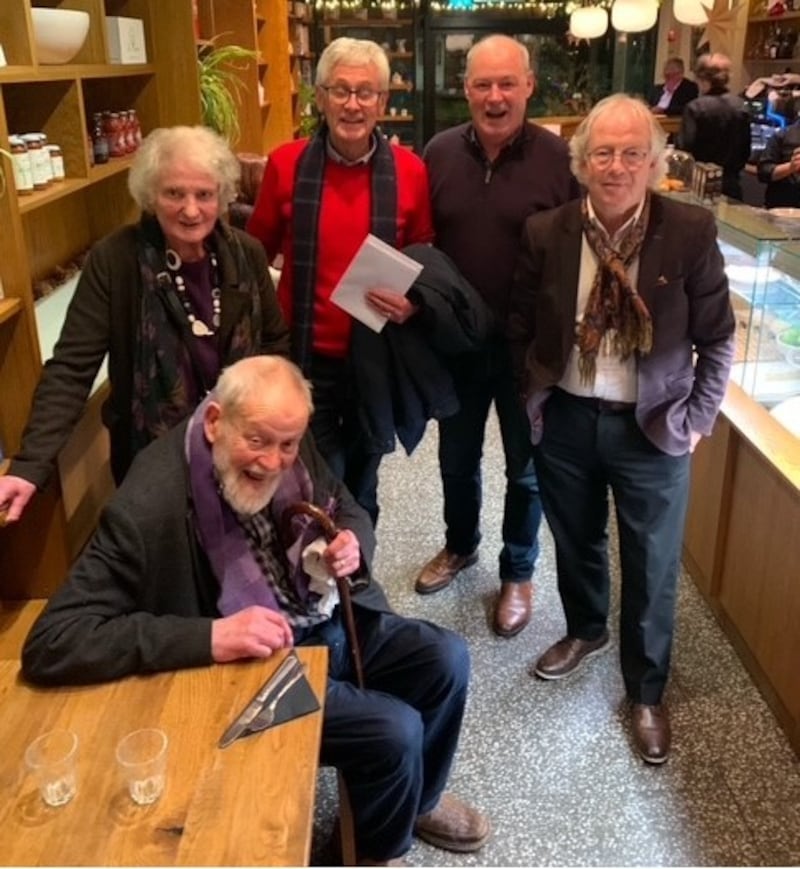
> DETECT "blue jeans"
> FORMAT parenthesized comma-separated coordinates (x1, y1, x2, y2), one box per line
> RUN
(300, 608, 470, 861)
(438, 340, 541, 581)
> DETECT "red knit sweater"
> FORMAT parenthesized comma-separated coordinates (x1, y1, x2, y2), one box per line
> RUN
(247, 138, 434, 358)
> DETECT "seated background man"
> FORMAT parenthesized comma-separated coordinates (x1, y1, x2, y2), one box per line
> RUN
(22, 355, 489, 866)
(648, 57, 698, 117)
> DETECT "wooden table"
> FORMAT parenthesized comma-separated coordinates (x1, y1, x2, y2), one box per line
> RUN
(0, 647, 327, 866)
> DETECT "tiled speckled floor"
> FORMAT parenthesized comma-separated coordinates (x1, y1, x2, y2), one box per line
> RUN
(311, 414, 800, 867)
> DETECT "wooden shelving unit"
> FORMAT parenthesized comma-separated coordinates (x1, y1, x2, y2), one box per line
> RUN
(198, 0, 305, 154)
(743, 3, 800, 79)
(0, 0, 202, 599)
(0, 297, 22, 325)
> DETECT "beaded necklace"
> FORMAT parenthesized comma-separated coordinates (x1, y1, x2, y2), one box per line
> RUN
(165, 247, 222, 337)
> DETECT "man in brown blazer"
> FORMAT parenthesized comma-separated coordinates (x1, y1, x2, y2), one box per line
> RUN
(508, 94, 735, 764)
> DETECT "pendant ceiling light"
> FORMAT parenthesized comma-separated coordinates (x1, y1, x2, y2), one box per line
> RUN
(673, 0, 713, 26)
(611, 0, 659, 32)
(570, 6, 609, 39)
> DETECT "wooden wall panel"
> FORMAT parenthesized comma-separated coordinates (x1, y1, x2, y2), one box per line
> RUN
(683, 416, 732, 598)
(717, 444, 800, 729)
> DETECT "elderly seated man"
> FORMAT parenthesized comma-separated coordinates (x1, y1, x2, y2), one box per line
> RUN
(22, 355, 490, 866)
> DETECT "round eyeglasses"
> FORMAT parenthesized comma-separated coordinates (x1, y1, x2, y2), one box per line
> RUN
(587, 147, 651, 170)
(320, 84, 383, 106)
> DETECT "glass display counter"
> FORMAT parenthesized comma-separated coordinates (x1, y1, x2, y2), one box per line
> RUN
(680, 199, 800, 762)
(684, 197, 800, 415)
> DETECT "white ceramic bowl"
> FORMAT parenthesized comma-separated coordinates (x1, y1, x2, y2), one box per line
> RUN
(31, 7, 90, 65)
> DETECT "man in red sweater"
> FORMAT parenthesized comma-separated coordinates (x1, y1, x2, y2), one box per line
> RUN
(247, 37, 434, 525)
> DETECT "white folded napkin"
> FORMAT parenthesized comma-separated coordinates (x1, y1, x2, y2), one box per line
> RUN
(301, 537, 340, 616)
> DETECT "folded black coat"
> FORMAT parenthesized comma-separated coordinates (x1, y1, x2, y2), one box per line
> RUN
(349, 243, 494, 456)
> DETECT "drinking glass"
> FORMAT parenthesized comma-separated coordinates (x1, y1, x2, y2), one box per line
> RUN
(25, 729, 79, 807)
(115, 728, 168, 805)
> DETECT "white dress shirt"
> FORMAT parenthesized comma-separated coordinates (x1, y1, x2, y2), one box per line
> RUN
(558, 198, 645, 403)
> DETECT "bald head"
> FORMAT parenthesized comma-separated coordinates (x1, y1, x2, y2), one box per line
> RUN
(465, 34, 531, 79)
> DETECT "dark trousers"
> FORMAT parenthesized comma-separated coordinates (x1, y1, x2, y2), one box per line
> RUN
(299, 608, 469, 861)
(309, 353, 382, 525)
(722, 171, 743, 201)
(534, 389, 690, 705)
(438, 341, 541, 581)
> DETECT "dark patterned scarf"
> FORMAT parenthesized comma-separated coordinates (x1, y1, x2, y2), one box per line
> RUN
(132, 215, 257, 459)
(577, 194, 653, 385)
(291, 124, 398, 374)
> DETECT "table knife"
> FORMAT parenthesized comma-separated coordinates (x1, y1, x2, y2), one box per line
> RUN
(218, 652, 302, 749)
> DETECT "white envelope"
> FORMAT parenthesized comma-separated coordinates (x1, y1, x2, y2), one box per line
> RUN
(330, 234, 424, 333)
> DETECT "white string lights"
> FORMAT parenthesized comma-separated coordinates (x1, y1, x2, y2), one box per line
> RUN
(311, 0, 670, 38)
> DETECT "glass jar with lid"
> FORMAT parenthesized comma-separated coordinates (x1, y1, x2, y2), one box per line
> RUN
(662, 145, 695, 194)
(20, 133, 50, 190)
(47, 143, 65, 181)
(8, 135, 34, 195)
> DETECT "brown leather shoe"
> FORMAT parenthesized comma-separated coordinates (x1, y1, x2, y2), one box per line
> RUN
(631, 703, 671, 764)
(414, 548, 478, 595)
(532, 632, 611, 680)
(492, 581, 533, 637)
(414, 793, 491, 853)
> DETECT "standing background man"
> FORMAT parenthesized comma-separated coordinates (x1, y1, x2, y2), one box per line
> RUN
(509, 94, 735, 764)
(648, 57, 699, 117)
(757, 115, 800, 207)
(419, 35, 579, 639)
(247, 37, 434, 525)
(677, 52, 752, 200)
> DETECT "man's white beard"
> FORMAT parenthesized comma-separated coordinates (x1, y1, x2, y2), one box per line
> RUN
(213, 445, 283, 517)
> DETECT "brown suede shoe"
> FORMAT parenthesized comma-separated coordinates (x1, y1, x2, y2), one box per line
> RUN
(414, 548, 478, 595)
(492, 581, 533, 637)
(532, 632, 611, 680)
(631, 703, 671, 765)
(414, 793, 491, 853)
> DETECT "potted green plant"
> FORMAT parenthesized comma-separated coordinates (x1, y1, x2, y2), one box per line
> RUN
(297, 81, 319, 138)
(197, 37, 257, 145)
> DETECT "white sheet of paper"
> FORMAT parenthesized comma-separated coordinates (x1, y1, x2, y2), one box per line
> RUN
(330, 234, 424, 333)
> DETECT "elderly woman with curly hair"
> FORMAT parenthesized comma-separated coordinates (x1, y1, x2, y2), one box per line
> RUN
(0, 125, 289, 524)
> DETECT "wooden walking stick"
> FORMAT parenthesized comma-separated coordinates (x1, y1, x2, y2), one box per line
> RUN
(282, 501, 366, 690)
(282, 501, 364, 865)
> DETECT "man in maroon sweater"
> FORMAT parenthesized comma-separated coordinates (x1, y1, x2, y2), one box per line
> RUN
(419, 35, 579, 637)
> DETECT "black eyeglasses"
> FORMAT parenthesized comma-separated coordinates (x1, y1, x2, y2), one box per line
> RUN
(320, 84, 383, 106)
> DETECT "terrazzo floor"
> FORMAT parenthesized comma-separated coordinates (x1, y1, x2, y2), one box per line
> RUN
(310, 413, 800, 867)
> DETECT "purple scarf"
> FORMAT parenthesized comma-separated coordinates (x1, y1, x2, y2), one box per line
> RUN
(185, 397, 333, 616)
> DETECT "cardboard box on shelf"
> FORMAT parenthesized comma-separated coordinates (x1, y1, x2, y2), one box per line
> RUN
(105, 16, 147, 64)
